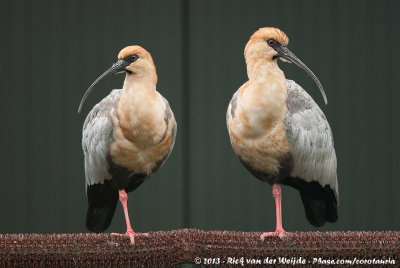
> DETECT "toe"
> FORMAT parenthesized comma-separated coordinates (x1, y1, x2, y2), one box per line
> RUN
(260, 232, 277, 240)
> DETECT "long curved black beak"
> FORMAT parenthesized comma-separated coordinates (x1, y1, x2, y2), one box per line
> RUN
(78, 59, 128, 113)
(275, 45, 328, 105)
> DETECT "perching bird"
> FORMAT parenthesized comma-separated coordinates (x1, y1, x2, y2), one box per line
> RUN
(78, 46, 176, 244)
(226, 27, 338, 238)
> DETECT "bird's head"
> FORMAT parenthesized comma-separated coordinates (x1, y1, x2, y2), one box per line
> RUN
(245, 27, 289, 61)
(78, 45, 157, 113)
(245, 27, 327, 104)
(117, 46, 156, 76)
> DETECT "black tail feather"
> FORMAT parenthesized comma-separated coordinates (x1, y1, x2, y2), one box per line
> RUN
(86, 180, 118, 233)
(283, 178, 338, 227)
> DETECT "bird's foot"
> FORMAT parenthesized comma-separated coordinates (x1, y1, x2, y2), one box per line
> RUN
(111, 231, 149, 244)
(260, 228, 287, 241)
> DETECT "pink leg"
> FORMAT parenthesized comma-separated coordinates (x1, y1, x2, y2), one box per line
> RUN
(260, 184, 286, 240)
(111, 190, 148, 244)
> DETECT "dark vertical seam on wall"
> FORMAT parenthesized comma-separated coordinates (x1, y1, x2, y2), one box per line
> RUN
(181, 0, 190, 228)
(380, 0, 389, 225)
(365, 0, 374, 225)
(25, 0, 33, 232)
(387, 0, 395, 225)
(60, 0, 70, 229)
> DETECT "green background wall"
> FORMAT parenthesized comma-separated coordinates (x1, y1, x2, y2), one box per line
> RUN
(1, 0, 399, 235)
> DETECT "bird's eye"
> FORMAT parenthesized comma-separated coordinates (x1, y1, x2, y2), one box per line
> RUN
(268, 39, 275, 46)
(131, 55, 138, 62)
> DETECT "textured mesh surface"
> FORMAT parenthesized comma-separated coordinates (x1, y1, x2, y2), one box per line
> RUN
(0, 229, 399, 267)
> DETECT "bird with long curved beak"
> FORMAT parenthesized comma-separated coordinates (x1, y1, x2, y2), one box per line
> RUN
(226, 27, 338, 238)
(79, 46, 177, 244)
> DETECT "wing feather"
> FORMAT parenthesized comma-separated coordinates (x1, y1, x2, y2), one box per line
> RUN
(226, 86, 241, 128)
(159, 96, 177, 167)
(82, 89, 121, 187)
(284, 80, 339, 203)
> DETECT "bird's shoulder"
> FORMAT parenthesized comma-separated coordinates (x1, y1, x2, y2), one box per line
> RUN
(159, 93, 175, 123)
(155, 91, 177, 143)
(285, 80, 332, 136)
(83, 89, 121, 132)
(285, 80, 326, 120)
(226, 82, 248, 124)
(158, 92, 177, 164)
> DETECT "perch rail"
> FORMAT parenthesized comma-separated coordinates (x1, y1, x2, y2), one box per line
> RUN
(1, 229, 399, 267)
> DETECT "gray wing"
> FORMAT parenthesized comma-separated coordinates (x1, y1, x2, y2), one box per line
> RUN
(160, 96, 177, 166)
(82, 89, 121, 188)
(226, 86, 240, 128)
(284, 80, 339, 203)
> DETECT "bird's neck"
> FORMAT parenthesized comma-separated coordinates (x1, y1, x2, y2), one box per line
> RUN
(237, 58, 288, 138)
(116, 72, 166, 146)
(122, 71, 157, 92)
(246, 55, 287, 103)
(246, 53, 281, 79)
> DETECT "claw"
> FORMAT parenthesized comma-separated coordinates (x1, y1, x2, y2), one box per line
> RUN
(111, 231, 149, 244)
(260, 229, 287, 241)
